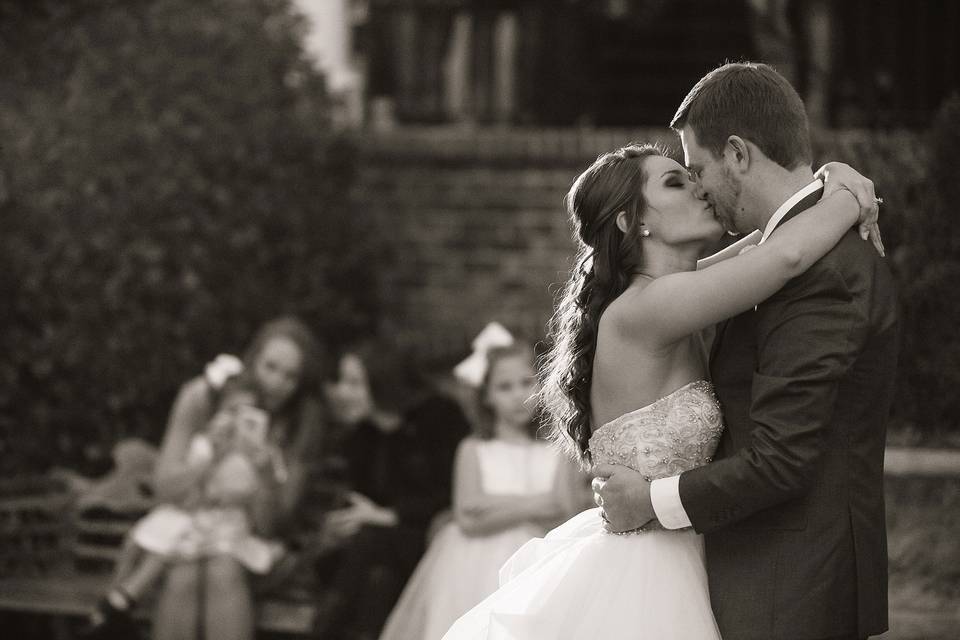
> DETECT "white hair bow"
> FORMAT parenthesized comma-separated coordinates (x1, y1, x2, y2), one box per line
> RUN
(453, 322, 514, 388)
(204, 353, 244, 389)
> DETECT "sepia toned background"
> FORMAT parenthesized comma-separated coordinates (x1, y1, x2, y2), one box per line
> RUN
(1, 1, 958, 638)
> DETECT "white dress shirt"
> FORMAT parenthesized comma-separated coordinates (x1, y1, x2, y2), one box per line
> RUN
(649, 178, 825, 530)
(759, 179, 825, 245)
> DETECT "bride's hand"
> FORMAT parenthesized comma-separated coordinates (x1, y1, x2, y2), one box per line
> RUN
(815, 162, 884, 257)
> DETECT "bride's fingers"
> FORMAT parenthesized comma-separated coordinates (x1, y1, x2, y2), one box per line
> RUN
(858, 221, 884, 256)
(869, 223, 885, 257)
(853, 176, 876, 209)
(841, 179, 877, 226)
(856, 194, 878, 227)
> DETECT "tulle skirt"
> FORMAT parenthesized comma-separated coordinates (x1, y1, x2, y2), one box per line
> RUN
(379, 520, 545, 640)
(442, 508, 721, 640)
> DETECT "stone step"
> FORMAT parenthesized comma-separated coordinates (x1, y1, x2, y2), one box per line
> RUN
(885, 447, 960, 476)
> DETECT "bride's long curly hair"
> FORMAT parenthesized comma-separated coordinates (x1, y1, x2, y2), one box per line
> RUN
(539, 143, 662, 465)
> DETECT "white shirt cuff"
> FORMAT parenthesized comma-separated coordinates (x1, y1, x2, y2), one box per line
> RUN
(650, 475, 692, 530)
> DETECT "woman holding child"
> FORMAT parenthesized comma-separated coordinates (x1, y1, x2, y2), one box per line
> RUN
(87, 317, 326, 640)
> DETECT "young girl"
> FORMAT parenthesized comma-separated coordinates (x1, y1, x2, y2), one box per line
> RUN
(378, 332, 587, 640)
(85, 317, 324, 640)
(85, 374, 285, 636)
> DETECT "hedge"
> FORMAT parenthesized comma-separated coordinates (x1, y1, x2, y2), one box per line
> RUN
(0, 0, 379, 474)
(813, 98, 960, 441)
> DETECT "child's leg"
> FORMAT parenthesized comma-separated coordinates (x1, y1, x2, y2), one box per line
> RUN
(111, 503, 194, 605)
(115, 551, 168, 603)
(153, 561, 201, 640)
(83, 549, 169, 636)
(110, 533, 143, 587)
(203, 555, 255, 640)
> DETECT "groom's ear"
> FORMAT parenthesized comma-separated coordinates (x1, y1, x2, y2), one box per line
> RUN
(725, 136, 751, 173)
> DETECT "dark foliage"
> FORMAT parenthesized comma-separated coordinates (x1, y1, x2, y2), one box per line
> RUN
(894, 95, 960, 437)
(810, 96, 960, 440)
(0, 0, 378, 474)
(808, 124, 936, 438)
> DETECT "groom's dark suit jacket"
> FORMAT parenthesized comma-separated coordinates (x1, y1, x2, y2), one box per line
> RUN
(680, 190, 899, 640)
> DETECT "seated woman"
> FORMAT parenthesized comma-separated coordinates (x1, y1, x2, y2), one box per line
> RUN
(86, 373, 286, 636)
(91, 317, 325, 640)
(314, 340, 472, 640)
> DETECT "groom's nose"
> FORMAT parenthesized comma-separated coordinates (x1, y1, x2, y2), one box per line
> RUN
(693, 182, 707, 200)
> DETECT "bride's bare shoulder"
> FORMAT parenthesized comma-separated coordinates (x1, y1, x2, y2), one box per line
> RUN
(605, 279, 656, 316)
(602, 274, 712, 348)
(601, 281, 662, 337)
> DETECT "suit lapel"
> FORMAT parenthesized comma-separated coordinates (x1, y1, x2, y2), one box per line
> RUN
(710, 318, 729, 363)
(709, 186, 826, 412)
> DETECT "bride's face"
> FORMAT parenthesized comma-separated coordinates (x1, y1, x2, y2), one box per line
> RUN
(639, 156, 725, 246)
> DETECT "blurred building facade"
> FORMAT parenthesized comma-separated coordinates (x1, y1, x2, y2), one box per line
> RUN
(303, 0, 960, 130)
(292, 0, 957, 370)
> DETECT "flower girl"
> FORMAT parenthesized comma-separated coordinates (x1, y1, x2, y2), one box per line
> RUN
(378, 324, 587, 640)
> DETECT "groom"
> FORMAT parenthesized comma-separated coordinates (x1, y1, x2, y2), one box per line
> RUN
(594, 62, 898, 640)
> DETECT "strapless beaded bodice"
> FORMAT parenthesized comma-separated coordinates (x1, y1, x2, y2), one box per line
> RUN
(588, 380, 724, 480)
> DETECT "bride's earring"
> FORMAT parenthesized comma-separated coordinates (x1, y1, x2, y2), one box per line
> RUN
(641, 229, 651, 237)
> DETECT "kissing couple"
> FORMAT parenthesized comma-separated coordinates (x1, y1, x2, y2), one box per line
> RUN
(444, 62, 897, 640)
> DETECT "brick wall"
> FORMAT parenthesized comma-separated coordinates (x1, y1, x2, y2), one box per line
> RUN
(351, 126, 676, 362)
(351, 126, 923, 365)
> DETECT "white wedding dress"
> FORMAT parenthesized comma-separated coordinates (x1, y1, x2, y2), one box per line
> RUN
(443, 380, 724, 640)
(379, 440, 561, 640)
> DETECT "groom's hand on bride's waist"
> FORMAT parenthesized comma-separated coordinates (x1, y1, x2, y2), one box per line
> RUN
(592, 464, 658, 533)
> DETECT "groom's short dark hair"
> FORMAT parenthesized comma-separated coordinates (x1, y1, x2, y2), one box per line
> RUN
(670, 62, 812, 170)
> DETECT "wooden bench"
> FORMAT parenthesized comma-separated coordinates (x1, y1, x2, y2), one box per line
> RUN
(0, 573, 317, 635)
(0, 477, 321, 637)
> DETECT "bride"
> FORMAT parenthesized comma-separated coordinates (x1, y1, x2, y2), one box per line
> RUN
(443, 144, 880, 639)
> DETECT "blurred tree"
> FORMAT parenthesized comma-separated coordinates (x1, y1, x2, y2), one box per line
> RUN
(0, 0, 377, 474)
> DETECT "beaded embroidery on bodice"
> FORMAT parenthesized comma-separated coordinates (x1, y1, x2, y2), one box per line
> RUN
(588, 380, 724, 480)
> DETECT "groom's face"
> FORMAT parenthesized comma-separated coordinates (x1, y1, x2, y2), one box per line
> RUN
(680, 126, 745, 234)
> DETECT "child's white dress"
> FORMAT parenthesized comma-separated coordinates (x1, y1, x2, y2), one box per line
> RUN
(130, 435, 282, 573)
(379, 439, 561, 640)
